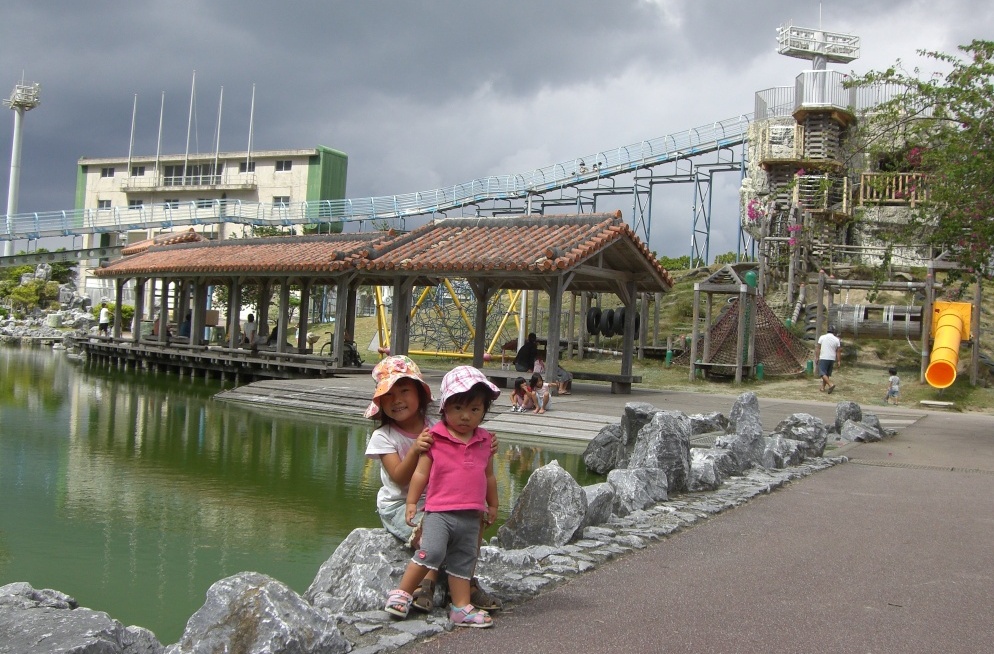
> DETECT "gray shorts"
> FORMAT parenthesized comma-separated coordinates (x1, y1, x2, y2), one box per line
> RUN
(410, 510, 481, 580)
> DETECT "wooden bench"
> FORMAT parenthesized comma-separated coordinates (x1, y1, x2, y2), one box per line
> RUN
(485, 369, 641, 395)
(569, 371, 642, 394)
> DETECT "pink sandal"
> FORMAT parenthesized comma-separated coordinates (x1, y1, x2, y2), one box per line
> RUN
(385, 589, 413, 618)
(449, 603, 493, 628)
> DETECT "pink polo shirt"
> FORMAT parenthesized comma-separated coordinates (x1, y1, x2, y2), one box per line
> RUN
(424, 422, 492, 512)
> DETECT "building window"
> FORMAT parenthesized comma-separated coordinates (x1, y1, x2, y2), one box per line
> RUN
(97, 200, 111, 209)
(163, 199, 179, 209)
(101, 167, 115, 178)
(275, 160, 292, 172)
(239, 161, 256, 173)
(131, 165, 146, 176)
(128, 199, 144, 210)
(196, 198, 212, 209)
(272, 196, 290, 207)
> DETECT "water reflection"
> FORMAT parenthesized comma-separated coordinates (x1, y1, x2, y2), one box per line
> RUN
(0, 347, 601, 644)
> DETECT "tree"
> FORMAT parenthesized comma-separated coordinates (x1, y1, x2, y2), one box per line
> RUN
(848, 40, 994, 276)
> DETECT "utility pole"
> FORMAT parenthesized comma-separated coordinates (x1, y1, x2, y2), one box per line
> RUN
(4, 79, 41, 256)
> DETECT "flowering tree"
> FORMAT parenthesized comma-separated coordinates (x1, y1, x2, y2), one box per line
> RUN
(847, 40, 994, 277)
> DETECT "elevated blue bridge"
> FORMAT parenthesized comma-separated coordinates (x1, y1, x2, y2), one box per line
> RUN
(2, 113, 753, 263)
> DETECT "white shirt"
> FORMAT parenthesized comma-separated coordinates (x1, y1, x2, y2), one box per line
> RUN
(364, 418, 437, 509)
(98, 307, 111, 324)
(817, 332, 841, 361)
(242, 320, 257, 342)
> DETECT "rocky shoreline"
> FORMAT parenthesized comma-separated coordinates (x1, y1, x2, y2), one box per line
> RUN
(1, 392, 888, 654)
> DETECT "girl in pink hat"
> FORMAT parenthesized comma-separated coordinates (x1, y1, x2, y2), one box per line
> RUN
(364, 357, 500, 614)
(384, 365, 501, 628)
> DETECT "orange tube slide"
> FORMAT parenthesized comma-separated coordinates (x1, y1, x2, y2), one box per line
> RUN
(925, 302, 972, 389)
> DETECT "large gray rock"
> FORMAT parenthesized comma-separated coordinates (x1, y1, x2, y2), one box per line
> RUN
(628, 410, 692, 492)
(861, 413, 889, 440)
(762, 436, 806, 469)
(841, 419, 882, 442)
(726, 392, 764, 439)
(835, 401, 863, 433)
(168, 572, 347, 654)
(618, 402, 660, 466)
(498, 461, 587, 549)
(607, 468, 668, 517)
(581, 482, 616, 528)
(689, 411, 728, 435)
(715, 393, 765, 472)
(773, 413, 828, 457)
(583, 423, 625, 474)
(0, 582, 163, 654)
(688, 448, 737, 491)
(305, 528, 409, 613)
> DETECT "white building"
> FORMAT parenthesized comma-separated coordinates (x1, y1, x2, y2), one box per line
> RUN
(75, 146, 348, 303)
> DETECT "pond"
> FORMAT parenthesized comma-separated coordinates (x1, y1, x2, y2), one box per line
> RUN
(0, 345, 601, 644)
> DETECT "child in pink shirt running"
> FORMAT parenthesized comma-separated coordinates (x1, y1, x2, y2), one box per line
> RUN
(384, 366, 500, 628)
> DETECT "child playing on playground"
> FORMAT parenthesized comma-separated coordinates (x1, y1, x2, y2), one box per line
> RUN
(510, 376, 536, 412)
(529, 372, 550, 414)
(885, 367, 900, 405)
(364, 356, 500, 613)
(384, 366, 501, 628)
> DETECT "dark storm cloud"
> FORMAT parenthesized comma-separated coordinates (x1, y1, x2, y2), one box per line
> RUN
(1, 0, 992, 256)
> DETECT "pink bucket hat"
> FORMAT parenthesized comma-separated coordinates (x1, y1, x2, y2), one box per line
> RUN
(438, 365, 501, 408)
(363, 355, 433, 419)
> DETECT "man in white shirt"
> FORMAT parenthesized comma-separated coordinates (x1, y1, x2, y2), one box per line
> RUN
(98, 303, 111, 336)
(815, 324, 842, 393)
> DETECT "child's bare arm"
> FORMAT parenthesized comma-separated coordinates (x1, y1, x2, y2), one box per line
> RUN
(484, 454, 498, 525)
(405, 455, 433, 525)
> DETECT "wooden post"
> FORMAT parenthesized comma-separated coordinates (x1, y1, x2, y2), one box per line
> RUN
(689, 283, 701, 382)
(734, 283, 747, 383)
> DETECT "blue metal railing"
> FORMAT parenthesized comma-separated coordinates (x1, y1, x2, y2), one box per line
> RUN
(1, 113, 752, 241)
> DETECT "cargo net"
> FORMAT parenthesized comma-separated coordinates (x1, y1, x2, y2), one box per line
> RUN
(675, 296, 810, 377)
(408, 282, 517, 355)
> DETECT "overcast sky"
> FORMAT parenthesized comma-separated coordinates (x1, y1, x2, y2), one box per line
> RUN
(1, 1, 991, 257)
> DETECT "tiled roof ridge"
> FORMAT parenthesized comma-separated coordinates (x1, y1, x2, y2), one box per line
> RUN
(121, 228, 204, 256)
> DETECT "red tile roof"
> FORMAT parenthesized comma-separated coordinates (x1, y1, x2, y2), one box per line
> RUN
(120, 228, 205, 256)
(361, 212, 673, 292)
(96, 232, 390, 279)
(95, 213, 673, 292)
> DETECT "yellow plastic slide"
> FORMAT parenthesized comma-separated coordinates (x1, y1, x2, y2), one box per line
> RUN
(924, 301, 972, 389)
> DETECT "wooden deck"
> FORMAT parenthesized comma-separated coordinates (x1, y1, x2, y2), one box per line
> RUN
(215, 377, 620, 444)
(76, 337, 368, 382)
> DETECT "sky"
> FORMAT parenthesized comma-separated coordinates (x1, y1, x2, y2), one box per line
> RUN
(1, 0, 991, 258)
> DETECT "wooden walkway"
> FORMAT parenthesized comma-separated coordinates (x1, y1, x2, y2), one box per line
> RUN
(214, 377, 619, 444)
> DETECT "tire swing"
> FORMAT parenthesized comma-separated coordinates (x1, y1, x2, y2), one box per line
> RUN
(611, 306, 640, 336)
(586, 307, 602, 336)
(611, 307, 625, 334)
(599, 308, 616, 337)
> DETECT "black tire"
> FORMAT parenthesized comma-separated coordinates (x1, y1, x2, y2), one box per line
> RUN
(586, 307, 601, 336)
(612, 307, 625, 334)
(599, 309, 615, 337)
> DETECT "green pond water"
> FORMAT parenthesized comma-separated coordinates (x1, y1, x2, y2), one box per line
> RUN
(0, 346, 601, 644)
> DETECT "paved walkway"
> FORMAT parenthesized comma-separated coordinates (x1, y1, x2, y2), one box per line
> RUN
(381, 393, 992, 653)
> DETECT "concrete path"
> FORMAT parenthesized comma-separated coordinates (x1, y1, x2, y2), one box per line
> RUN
(399, 408, 994, 654)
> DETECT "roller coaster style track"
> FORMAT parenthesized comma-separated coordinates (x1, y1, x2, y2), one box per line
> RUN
(1, 113, 750, 245)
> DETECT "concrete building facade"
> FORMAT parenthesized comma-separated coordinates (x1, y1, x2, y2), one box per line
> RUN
(74, 146, 348, 303)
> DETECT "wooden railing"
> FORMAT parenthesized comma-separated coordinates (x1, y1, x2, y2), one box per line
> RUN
(859, 173, 927, 207)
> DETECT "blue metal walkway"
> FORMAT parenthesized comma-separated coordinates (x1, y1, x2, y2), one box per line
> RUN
(1, 114, 750, 242)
